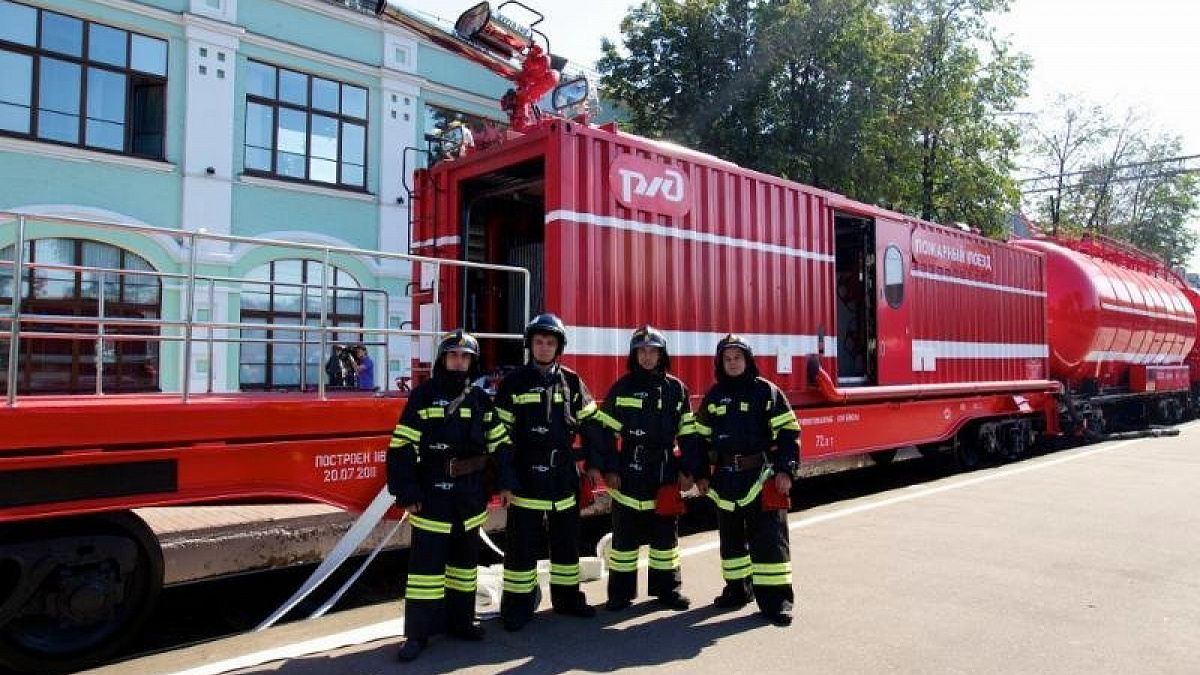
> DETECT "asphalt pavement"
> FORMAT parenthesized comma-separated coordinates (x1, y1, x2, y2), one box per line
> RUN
(88, 421, 1200, 675)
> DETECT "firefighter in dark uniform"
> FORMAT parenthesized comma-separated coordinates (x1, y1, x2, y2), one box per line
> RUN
(387, 329, 512, 661)
(495, 313, 605, 631)
(590, 325, 700, 611)
(694, 334, 800, 626)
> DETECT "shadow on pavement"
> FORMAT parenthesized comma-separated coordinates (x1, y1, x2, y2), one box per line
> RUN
(240, 600, 774, 674)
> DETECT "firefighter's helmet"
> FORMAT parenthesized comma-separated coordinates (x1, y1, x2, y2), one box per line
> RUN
(435, 328, 481, 378)
(524, 313, 567, 355)
(627, 324, 671, 372)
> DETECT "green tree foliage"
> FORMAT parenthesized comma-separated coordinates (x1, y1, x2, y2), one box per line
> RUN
(1024, 102, 1198, 266)
(596, 0, 1029, 234)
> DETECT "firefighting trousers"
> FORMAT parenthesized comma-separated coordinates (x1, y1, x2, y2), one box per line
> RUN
(716, 499, 794, 615)
(403, 512, 487, 640)
(606, 500, 682, 602)
(500, 496, 587, 623)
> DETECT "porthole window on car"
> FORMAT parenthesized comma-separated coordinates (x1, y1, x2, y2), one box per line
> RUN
(884, 245, 904, 308)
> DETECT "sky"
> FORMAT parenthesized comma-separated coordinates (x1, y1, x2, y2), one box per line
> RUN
(397, 0, 1200, 269)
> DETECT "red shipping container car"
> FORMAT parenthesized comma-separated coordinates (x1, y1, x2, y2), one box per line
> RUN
(411, 119, 1063, 463)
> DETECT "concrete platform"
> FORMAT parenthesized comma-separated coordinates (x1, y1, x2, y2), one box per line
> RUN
(100, 420, 1200, 675)
(139, 497, 613, 585)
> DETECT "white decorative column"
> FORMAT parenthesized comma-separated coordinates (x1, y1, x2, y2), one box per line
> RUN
(378, 31, 421, 380)
(181, 6, 242, 392)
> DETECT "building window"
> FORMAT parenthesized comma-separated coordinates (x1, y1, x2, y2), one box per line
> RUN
(243, 60, 368, 190)
(0, 238, 161, 395)
(238, 259, 364, 390)
(0, 0, 168, 158)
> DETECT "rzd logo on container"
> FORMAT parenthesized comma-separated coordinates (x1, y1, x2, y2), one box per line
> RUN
(609, 154, 691, 217)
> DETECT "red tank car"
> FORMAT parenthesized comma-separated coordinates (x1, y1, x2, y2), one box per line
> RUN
(1013, 236, 1195, 427)
(1182, 284, 1200, 406)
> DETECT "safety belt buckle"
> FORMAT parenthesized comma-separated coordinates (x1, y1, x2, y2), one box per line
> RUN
(531, 465, 551, 473)
(433, 481, 455, 490)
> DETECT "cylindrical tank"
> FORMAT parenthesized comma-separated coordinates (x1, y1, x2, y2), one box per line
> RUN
(1182, 285, 1200, 384)
(1012, 239, 1197, 388)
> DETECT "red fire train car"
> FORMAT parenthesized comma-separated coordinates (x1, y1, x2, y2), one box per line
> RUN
(410, 117, 1062, 466)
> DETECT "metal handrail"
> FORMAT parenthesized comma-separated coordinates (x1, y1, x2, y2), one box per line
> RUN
(1, 211, 531, 406)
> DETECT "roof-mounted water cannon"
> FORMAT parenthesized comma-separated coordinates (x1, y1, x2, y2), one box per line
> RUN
(454, 1, 533, 60)
(374, 1, 563, 133)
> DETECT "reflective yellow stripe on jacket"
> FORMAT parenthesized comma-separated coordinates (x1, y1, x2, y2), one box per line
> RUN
(609, 489, 656, 511)
(707, 467, 772, 511)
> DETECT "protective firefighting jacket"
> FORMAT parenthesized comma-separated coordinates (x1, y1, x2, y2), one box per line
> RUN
(494, 362, 605, 506)
(386, 375, 511, 524)
(594, 368, 702, 502)
(694, 374, 800, 510)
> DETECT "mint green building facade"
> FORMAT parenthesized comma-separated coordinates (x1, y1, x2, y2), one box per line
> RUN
(0, 0, 510, 394)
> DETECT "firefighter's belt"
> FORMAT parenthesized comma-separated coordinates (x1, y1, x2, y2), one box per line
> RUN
(524, 448, 567, 472)
(446, 455, 490, 477)
(718, 452, 766, 472)
(621, 445, 670, 470)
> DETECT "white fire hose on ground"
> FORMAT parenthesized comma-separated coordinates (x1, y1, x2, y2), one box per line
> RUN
(257, 487, 611, 631)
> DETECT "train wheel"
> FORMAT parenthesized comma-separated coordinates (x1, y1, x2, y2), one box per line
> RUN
(1003, 422, 1028, 461)
(954, 434, 982, 471)
(0, 512, 163, 675)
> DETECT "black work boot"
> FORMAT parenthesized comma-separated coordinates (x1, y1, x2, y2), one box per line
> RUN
(447, 621, 485, 641)
(605, 597, 633, 611)
(396, 637, 427, 662)
(713, 585, 753, 609)
(553, 602, 597, 618)
(762, 599, 794, 626)
(762, 610, 793, 626)
(655, 592, 691, 610)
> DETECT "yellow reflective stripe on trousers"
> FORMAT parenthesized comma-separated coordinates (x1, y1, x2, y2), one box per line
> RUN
(607, 547, 640, 573)
(503, 568, 538, 594)
(609, 489, 656, 511)
(554, 494, 577, 510)
(445, 565, 478, 592)
(549, 562, 580, 585)
(648, 547, 681, 570)
(752, 561, 793, 586)
(721, 555, 752, 580)
(409, 515, 453, 534)
(463, 510, 488, 530)
(405, 573, 445, 600)
(707, 467, 771, 511)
